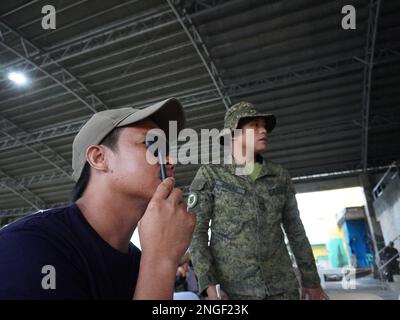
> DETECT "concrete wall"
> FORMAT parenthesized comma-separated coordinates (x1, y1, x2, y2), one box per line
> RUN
(373, 174, 400, 248)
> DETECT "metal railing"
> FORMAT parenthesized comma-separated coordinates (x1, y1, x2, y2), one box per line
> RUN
(377, 234, 400, 257)
(376, 236, 400, 290)
(372, 162, 398, 200)
(379, 252, 400, 271)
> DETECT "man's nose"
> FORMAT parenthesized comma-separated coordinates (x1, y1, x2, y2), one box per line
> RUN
(259, 126, 267, 135)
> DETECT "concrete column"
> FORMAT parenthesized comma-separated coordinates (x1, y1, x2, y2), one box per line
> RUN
(359, 173, 385, 279)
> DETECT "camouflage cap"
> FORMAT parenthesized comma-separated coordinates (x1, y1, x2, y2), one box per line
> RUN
(220, 101, 276, 144)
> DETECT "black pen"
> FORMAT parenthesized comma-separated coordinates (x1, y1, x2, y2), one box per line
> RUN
(145, 136, 167, 181)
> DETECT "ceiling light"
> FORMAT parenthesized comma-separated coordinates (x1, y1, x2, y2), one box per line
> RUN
(8, 72, 28, 85)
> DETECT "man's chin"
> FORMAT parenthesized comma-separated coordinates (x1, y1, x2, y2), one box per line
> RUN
(143, 179, 162, 200)
(255, 144, 268, 153)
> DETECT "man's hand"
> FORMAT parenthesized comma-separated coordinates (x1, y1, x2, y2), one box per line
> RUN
(133, 177, 196, 299)
(139, 177, 195, 263)
(301, 287, 329, 300)
(206, 285, 230, 300)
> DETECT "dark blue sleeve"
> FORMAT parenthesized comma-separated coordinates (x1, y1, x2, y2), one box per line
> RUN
(0, 229, 90, 299)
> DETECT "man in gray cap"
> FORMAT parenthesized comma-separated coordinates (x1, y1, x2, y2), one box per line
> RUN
(189, 101, 328, 300)
(0, 98, 195, 299)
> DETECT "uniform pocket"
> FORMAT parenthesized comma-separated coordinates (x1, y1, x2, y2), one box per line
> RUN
(212, 180, 248, 237)
(266, 184, 286, 211)
(213, 180, 245, 209)
(268, 184, 286, 196)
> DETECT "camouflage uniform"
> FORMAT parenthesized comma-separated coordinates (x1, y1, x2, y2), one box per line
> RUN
(188, 102, 320, 300)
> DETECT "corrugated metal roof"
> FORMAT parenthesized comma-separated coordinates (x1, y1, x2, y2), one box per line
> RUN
(0, 0, 399, 220)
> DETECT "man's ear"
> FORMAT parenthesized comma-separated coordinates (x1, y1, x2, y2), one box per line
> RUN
(85, 145, 109, 174)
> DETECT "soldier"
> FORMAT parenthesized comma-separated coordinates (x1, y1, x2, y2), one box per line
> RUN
(188, 101, 329, 300)
(383, 241, 399, 282)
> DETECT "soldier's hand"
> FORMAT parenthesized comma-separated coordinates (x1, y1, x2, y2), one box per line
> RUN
(138, 177, 196, 265)
(301, 287, 329, 300)
(207, 285, 230, 300)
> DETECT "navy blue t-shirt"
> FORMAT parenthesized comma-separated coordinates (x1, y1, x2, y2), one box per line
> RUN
(0, 204, 141, 299)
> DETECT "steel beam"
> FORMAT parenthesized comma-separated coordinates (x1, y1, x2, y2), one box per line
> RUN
(226, 56, 363, 98)
(182, 0, 229, 13)
(0, 31, 190, 88)
(0, 169, 46, 210)
(0, 9, 177, 72)
(1, 43, 396, 119)
(24, 0, 140, 43)
(0, 114, 72, 177)
(226, 46, 399, 98)
(0, 86, 220, 152)
(0, 170, 69, 189)
(0, 202, 69, 219)
(167, 0, 231, 109)
(292, 163, 393, 182)
(0, 55, 201, 107)
(0, 119, 82, 152)
(0, 20, 110, 113)
(0, 0, 41, 19)
(361, 0, 381, 171)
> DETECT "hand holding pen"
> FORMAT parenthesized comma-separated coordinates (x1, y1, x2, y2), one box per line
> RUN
(216, 284, 221, 300)
(206, 284, 229, 300)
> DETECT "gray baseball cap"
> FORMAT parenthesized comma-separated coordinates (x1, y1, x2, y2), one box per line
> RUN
(72, 97, 185, 181)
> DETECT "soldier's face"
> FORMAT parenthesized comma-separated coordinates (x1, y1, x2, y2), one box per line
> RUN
(105, 119, 175, 201)
(237, 117, 268, 154)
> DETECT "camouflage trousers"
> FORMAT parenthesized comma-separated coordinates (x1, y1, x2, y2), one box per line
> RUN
(230, 289, 300, 300)
(265, 289, 300, 300)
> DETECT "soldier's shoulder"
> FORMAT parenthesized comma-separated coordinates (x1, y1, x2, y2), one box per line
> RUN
(191, 165, 218, 188)
(264, 159, 282, 171)
(264, 159, 290, 176)
(191, 164, 230, 189)
(195, 164, 226, 178)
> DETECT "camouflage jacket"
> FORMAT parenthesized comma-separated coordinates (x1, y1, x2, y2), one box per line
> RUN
(188, 159, 321, 299)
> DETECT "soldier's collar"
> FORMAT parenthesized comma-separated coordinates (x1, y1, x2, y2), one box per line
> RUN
(258, 156, 278, 178)
(225, 155, 277, 177)
(258, 158, 277, 178)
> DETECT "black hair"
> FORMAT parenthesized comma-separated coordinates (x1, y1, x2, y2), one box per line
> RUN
(237, 116, 266, 129)
(237, 117, 251, 130)
(70, 127, 123, 202)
